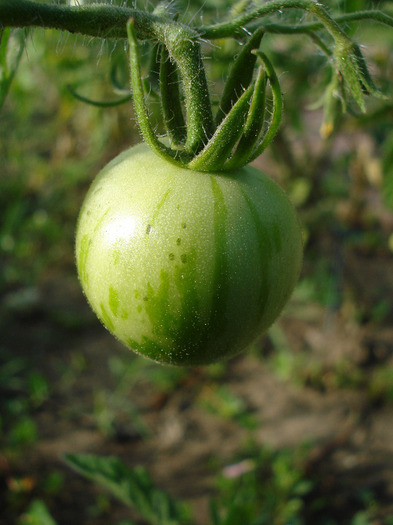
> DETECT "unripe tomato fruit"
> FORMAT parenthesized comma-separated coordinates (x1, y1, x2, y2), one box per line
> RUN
(75, 144, 302, 366)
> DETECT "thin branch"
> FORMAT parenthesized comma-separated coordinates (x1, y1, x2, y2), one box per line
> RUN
(0, 0, 195, 41)
(247, 10, 393, 36)
(198, 0, 350, 41)
(0, 0, 134, 39)
(1, 0, 392, 43)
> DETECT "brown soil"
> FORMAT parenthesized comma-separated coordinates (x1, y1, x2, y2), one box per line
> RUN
(1, 244, 393, 525)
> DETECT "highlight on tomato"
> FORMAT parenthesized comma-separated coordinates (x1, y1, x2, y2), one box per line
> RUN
(74, 19, 305, 366)
(75, 144, 302, 366)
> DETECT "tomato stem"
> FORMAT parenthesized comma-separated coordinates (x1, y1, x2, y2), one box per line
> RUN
(159, 46, 187, 146)
(127, 19, 186, 166)
(4, 0, 392, 170)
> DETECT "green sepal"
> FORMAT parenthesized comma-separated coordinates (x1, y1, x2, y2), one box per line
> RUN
(159, 45, 187, 146)
(245, 50, 283, 164)
(127, 18, 192, 166)
(319, 73, 344, 138)
(215, 27, 264, 126)
(145, 42, 161, 97)
(225, 66, 267, 170)
(350, 42, 387, 100)
(334, 40, 388, 113)
(187, 83, 254, 172)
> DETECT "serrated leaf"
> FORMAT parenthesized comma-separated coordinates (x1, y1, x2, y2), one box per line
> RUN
(65, 453, 190, 525)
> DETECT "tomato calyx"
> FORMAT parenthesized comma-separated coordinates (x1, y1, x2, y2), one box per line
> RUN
(127, 18, 283, 173)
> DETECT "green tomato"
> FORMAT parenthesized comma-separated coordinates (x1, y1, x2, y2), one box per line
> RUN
(75, 144, 302, 366)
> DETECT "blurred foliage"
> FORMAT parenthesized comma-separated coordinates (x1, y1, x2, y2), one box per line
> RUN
(18, 499, 57, 525)
(65, 453, 193, 525)
(0, 27, 138, 291)
(1, 1, 393, 524)
(0, 347, 50, 455)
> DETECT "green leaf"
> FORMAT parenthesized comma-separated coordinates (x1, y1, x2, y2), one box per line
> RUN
(0, 28, 27, 111)
(19, 500, 57, 525)
(65, 453, 190, 525)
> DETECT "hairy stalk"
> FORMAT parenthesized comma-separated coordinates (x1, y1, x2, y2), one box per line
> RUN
(0, 0, 214, 154)
(158, 29, 214, 151)
(127, 19, 184, 165)
(199, 0, 349, 41)
(0, 0, 137, 39)
(249, 10, 393, 35)
(2, 0, 392, 42)
(1, 0, 391, 168)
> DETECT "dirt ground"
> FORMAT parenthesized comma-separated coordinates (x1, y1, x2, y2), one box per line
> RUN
(2, 111, 393, 524)
(2, 239, 393, 525)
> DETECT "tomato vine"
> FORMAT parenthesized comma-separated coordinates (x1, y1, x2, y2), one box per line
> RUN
(1, 0, 392, 171)
(2, 1, 392, 364)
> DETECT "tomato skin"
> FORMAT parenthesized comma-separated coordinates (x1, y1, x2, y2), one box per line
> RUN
(75, 144, 302, 366)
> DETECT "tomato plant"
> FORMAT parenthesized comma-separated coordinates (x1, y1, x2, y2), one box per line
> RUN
(3, 1, 392, 366)
(75, 144, 302, 365)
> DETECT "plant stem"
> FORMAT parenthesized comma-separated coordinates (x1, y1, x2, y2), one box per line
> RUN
(199, 0, 348, 41)
(248, 10, 393, 35)
(0, 0, 133, 39)
(0, 0, 213, 152)
(2, 0, 392, 42)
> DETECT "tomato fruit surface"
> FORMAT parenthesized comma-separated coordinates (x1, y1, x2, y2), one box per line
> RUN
(75, 144, 302, 366)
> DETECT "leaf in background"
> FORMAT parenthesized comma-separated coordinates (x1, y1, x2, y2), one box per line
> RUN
(18, 500, 57, 525)
(65, 453, 191, 525)
(382, 130, 393, 209)
(0, 28, 27, 111)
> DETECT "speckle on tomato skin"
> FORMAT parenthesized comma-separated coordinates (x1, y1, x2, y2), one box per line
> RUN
(75, 143, 303, 366)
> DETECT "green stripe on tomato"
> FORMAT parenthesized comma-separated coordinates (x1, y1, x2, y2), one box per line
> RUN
(75, 144, 302, 366)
